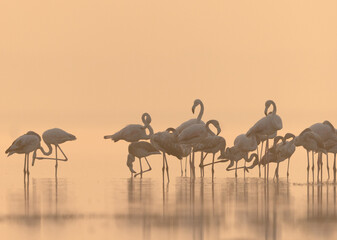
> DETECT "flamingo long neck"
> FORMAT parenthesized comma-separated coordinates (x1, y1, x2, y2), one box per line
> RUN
(270, 101, 277, 115)
(146, 125, 154, 137)
(39, 142, 53, 156)
(197, 101, 204, 121)
(206, 121, 217, 136)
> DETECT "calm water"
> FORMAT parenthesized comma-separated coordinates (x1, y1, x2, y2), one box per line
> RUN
(1, 127, 337, 240)
(1, 174, 337, 240)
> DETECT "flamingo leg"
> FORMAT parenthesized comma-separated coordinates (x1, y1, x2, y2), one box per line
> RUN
(307, 151, 310, 182)
(200, 152, 203, 177)
(185, 156, 187, 176)
(180, 159, 183, 177)
(35, 145, 68, 161)
(266, 138, 269, 180)
(317, 153, 321, 182)
(333, 154, 336, 182)
(162, 154, 165, 181)
(287, 157, 291, 179)
(55, 145, 58, 178)
(164, 153, 170, 182)
(202, 159, 229, 167)
(192, 150, 195, 178)
(259, 141, 264, 178)
(276, 155, 280, 180)
(235, 161, 238, 178)
(211, 153, 215, 181)
(26, 153, 30, 176)
(327, 154, 330, 181)
(312, 151, 315, 183)
(134, 157, 152, 177)
(139, 157, 143, 178)
(23, 154, 27, 175)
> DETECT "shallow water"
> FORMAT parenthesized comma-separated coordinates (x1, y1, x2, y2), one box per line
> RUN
(1, 174, 337, 240)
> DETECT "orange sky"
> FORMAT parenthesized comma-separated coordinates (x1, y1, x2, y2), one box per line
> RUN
(0, 0, 336, 134)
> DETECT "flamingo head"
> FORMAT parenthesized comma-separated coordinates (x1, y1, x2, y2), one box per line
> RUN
(142, 113, 152, 126)
(192, 99, 202, 114)
(126, 154, 136, 173)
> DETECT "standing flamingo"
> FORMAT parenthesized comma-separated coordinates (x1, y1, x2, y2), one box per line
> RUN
(175, 99, 205, 134)
(178, 120, 220, 178)
(294, 128, 325, 182)
(6, 131, 41, 176)
(275, 133, 296, 179)
(309, 121, 337, 180)
(246, 100, 283, 179)
(150, 128, 191, 181)
(193, 131, 226, 180)
(33, 128, 76, 177)
(104, 113, 153, 142)
(129, 141, 161, 178)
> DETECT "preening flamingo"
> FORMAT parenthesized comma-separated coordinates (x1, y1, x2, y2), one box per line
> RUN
(104, 113, 153, 142)
(294, 128, 325, 182)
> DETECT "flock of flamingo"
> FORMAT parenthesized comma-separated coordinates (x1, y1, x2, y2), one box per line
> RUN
(5, 99, 337, 183)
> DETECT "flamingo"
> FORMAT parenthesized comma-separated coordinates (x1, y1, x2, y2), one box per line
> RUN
(150, 128, 186, 182)
(246, 100, 283, 179)
(178, 120, 220, 178)
(274, 133, 296, 179)
(309, 121, 337, 180)
(228, 134, 258, 178)
(32, 128, 76, 177)
(104, 113, 153, 142)
(128, 141, 161, 178)
(193, 130, 226, 180)
(175, 99, 205, 134)
(248, 136, 283, 171)
(294, 128, 325, 182)
(217, 146, 257, 178)
(5, 131, 41, 176)
(325, 140, 337, 182)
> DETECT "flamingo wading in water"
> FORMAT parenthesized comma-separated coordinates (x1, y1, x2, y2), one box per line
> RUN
(33, 128, 76, 177)
(6, 131, 41, 176)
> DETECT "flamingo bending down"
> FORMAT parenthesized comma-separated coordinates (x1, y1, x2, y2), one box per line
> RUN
(129, 141, 161, 178)
(6, 131, 41, 176)
(150, 128, 189, 182)
(104, 113, 153, 142)
(33, 128, 76, 177)
(274, 133, 296, 179)
(218, 146, 257, 177)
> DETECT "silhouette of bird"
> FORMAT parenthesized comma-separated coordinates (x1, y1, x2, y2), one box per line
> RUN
(275, 133, 296, 179)
(33, 128, 76, 177)
(129, 141, 160, 178)
(219, 148, 257, 177)
(6, 131, 41, 176)
(175, 99, 205, 134)
(150, 128, 188, 182)
(309, 121, 337, 180)
(246, 100, 283, 179)
(104, 113, 153, 142)
(178, 120, 220, 177)
(294, 128, 325, 182)
(193, 128, 226, 180)
(248, 136, 283, 170)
